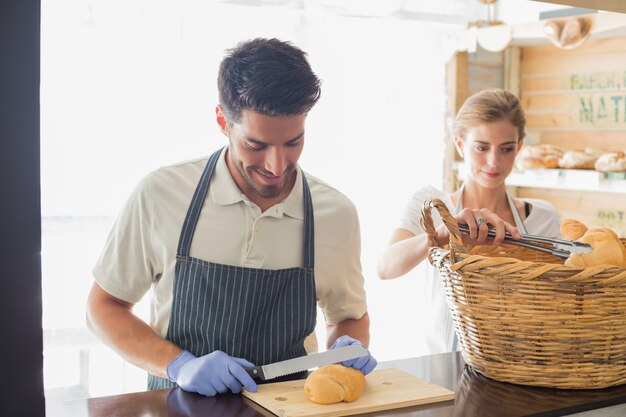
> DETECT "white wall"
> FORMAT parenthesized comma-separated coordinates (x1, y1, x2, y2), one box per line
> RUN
(298, 15, 451, 359)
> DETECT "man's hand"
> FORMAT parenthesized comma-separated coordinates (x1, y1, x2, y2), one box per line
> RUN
(167, 350, 258, 396)
(330, 335, 377, 375)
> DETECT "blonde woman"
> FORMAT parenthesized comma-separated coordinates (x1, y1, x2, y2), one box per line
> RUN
(377, 89, 561, 354)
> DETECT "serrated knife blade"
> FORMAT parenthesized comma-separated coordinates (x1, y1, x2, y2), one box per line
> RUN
(245, 344, 368, 381)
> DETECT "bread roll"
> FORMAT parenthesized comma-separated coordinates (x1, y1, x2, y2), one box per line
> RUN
(558, 149, 601, 170)
(560, 17, 591, 49)
(303, 365, 365, 404)
(594, 151, 626, 172)
(561, 219, 588, 240)
(516, 144, 564, 170)
(565, 227, 626, 268)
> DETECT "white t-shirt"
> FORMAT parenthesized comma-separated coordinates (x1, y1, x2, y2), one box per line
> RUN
(398, 185, 561, 354)
(93, 148, 367, 353)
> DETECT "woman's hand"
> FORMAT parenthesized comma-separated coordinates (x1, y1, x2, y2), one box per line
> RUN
(436, 208, 520, 247)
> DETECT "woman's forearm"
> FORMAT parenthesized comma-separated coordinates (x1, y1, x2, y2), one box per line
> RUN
(377, 232, 433, 280)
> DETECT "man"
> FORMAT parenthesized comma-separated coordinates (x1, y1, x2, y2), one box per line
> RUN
(86, 37, 376, 397)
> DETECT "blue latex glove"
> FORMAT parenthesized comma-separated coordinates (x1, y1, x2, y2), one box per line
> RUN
(167, 350, 258, 396)
(330, 335, 377, 375)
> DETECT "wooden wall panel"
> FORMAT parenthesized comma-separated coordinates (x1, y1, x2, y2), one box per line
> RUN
(444, 47, 504, 192)
(467, 47, 504, 96)
(444, 52, 467, 193)
(521, 37, 626, 74)
(539, 131, 626, 152)
(520, 36, 626, 151)
(517, 188, 626, 237)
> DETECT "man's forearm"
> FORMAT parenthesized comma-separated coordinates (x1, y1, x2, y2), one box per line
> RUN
(86, 283, 181, 378)
(326, 312, 370, 348)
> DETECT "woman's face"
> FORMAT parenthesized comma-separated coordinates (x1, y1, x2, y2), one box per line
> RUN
(455, 119, 523, 189)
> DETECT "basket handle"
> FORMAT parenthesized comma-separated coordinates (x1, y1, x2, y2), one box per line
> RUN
(420, 199, 466, 254)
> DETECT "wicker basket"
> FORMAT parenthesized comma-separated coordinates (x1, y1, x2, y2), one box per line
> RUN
(421, 198, 626, 389)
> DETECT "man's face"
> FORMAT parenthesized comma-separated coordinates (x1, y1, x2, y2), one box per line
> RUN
(218, 108, 306, 203)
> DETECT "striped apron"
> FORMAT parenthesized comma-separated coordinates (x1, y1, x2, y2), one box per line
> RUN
(148, 148, 317, 389)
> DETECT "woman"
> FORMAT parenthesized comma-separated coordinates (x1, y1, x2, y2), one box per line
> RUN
(377, 88, 561, 354)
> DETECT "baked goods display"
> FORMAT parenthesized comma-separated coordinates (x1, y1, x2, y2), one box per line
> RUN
(561, 219, 626, 268)
(515, 144, 626, 173)
(558, 148, 603, 170)
(594, 151, 626, 173)
(303, 364, 365, 404)
(515, 144, 564, 170)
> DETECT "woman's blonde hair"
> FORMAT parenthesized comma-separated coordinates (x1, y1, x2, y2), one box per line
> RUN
(452, 89, 526, 140)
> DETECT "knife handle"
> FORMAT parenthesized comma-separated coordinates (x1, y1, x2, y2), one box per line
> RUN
(245, 366, 266, 381)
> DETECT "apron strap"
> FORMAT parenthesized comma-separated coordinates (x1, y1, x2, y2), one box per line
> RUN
(176, 148, 222, 257)
(453, 183, 465, 213)
(507, 192, 528, 234)
(301, 173, 314, 270)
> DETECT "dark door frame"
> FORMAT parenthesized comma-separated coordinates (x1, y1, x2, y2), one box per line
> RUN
(0, 1, 44, 416)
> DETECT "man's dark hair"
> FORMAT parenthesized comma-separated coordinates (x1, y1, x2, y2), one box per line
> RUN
(218, 38, 322, 124)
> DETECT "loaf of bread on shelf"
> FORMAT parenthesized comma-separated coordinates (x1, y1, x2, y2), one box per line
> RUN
(558, 148, 602, 170)
(561, 219, 588, 240)
(303, 364, 366, 405)
(565, 227, 626, 268)
(515, 144, 564, 170)
(594, 151, 626, 172)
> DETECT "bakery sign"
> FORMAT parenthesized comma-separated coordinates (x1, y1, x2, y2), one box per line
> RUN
(570, 70, 626, 127)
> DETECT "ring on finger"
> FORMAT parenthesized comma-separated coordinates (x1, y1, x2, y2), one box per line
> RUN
(476, 217, 486, 227)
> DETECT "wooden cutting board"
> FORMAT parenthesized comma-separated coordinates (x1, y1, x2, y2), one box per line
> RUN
(242, 368, 454, 417)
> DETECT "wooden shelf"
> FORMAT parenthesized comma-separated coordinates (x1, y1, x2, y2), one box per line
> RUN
(507, 169, 626, 193)
(454, 163, 626, 193)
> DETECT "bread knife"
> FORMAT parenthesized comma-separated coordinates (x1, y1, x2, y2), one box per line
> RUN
(244, 344, 368, 381)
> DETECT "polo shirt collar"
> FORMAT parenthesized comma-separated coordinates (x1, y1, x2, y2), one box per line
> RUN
(210, 148, 245, 206)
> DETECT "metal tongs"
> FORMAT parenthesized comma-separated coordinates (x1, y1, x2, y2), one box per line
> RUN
(457, 223, 593, 259)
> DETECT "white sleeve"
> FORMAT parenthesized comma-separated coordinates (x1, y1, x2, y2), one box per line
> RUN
(523, 199, 562, 238)
(398, 186, 450, 236)
(92, 174, 158, 304)
(546, 210, 562, 238)
(316, 199, 367, 326)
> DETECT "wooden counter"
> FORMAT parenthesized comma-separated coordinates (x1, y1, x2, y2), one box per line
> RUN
(46, 352, 626, 417)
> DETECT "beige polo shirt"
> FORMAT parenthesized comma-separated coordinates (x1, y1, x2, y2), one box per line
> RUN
(93, 148, 367, 353)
